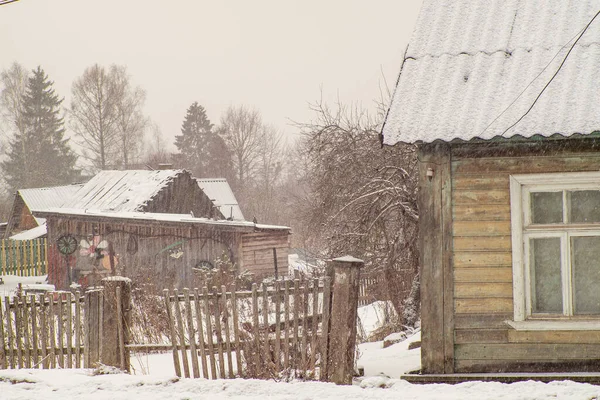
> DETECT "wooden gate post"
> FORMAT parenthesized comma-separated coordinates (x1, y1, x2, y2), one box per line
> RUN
(326, 255, 363, 385)
(84, 288, 102, 368)
(100, 276, 132, 372)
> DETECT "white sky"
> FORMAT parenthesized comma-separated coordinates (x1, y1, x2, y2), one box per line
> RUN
(0, 0, 422, 149)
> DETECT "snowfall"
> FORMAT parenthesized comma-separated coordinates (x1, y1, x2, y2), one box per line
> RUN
(2, 276, 600, 399)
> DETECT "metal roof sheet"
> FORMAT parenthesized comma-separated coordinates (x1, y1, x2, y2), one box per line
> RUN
(64, 170, 185, 212)
(19, 184, 83, 211)
(197, 178, 245, 221)
(382, 0, 600, 144)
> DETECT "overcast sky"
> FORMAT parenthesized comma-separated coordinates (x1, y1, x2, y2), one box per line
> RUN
(0, 0, 422, 149)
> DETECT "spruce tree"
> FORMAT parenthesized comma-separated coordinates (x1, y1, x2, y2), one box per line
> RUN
(2, 66, 78, 192)
(174, 102, 232, 178)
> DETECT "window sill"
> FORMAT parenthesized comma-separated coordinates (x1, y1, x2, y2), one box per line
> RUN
(506, 320, 600, 331)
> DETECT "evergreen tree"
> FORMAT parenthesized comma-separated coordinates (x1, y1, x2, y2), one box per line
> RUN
(1, 66, 78, 192)
(174, 102, 233, 178)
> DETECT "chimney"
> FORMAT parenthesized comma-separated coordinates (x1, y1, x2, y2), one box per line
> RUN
(157, 163, 173, 170)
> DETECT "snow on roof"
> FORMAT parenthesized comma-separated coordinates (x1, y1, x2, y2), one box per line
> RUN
(196, 178, 245, 221)
(64, 170, 185, 212)
(39, 208, 291, 231)
(383, 1, 600, 144)
(10, 224, 47, 240)
(18, 184, 83, 211)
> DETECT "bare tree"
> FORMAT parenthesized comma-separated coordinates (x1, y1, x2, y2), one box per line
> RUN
(142, 122, 172, 167)
(70, 64, 147, 170)
(111, 65, 148, 168)
(219, 105, 264, 187)
(0, 62, 28, 141)
(295, 100, 419, 325)
(70, 64, 120, 170)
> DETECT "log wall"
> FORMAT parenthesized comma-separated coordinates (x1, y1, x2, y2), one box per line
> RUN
(241, 231, 290, 278)
(450, 140, 600, 372)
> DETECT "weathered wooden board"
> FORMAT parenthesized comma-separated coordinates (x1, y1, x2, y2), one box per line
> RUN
(454, 313, 513, 330)
(453, 204, 511, 221)
(454, 358, 600, 373)
(455, 298, 513, 314)
(453, 190, 510, 205)
(455, 282, 513, 298)
(508, 330, 600, 344)
(453, 221, 511, 237)
(452, 155, 600, 175)
(454, 329, 508, 344)
(455, 343, 600, 360)
(452, 175, 510, 190)
(454, 252, 512, 268)
(454, 236, 511, 252)
(454, 267, 513, 283)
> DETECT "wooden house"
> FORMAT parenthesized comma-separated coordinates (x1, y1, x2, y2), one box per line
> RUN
(4, 184, 83, 239)
(382, 2, 600, 374)
(34, 169, 290, 289)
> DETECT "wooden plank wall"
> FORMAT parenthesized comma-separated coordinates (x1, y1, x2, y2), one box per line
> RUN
(451, 144, 600, 372)
(241, 231, 289, 278)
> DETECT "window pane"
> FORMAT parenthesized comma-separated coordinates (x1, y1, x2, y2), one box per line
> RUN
(571, 236, 600, 315)
(570, 190, 600, 223)
(531, 192, 563, 224)
(530, 237, 562, 313)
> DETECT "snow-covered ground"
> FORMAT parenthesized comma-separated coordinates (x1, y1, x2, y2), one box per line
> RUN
(3, 367, 600, 399)
(0, 274, 50, 297)
(3, 276, 600, 398)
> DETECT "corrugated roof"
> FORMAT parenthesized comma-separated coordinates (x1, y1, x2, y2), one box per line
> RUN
(19, 184, 83, 211)
(197, 178, 245, 221)
(64, 170, 185, 212)
(382, 1, 600, 145)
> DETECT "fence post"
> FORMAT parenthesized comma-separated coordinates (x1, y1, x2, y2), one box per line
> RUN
(84, 288, 102, 368)
(101, 276, 132, 372)
(326, 255, 363, 385)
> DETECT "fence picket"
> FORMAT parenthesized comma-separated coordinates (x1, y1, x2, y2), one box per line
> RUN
(23, 296, 31, 368)
(292, 279, 300, 370)
(183, 289, 200, 378)
(302, 280, 309, 376)
(193, 288, 209, 379)
(220, 285, 234, 378)
(75, 291, 81, 368)
(14, 296, 23, 368)
(202, 286, 217, 379)
(251, 283, 260, 376)
(261, 283, 270, 371)
(5, 297, 14, 369)
(172, 289, 190, 378)
(40, 296, 48, 369)
(283, 279, 290, 370)
(320, 276, 332, 381)
(163, 290, 181, 378)
(311, 278, 319, 371)
(274, 280, 281, 372)
(230, 287, 243, 377)
(211, 286, 226, 378)
(66, 294, 73, 368)
(57, 295, 64, 368)
(0, 296, 6, 369)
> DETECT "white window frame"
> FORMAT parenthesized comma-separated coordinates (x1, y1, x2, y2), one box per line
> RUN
(509, 171, 600, 330)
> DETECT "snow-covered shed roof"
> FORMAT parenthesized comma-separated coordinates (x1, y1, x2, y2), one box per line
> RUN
(19, 184, 83, 211)
(64, 170, 185, 212)
(37, 208, 291, 232)
(196, 178, 245, 221)
(10, 224, 47, 241)
(382, 1, 600, 145)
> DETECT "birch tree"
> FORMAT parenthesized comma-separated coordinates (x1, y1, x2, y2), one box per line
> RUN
(0, 62, 28, 140)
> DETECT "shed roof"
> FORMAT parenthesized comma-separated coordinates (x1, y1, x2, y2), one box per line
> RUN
(18, 184, 83, 211)
(64, 170, 185, 212)
(196, 178, 245, 221)
(37, 208, 291, 233)
(382, 1, 600, 145)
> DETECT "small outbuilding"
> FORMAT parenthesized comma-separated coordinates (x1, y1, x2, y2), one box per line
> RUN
(383, 1, 600, 374)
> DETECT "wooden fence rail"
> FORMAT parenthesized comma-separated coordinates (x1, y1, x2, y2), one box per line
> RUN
(162, 277, 331, 380)
(0, 292, 85, 369)
(0, 239, 48, 277)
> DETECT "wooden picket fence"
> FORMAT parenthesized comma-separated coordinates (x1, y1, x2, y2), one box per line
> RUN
(162, 278, 332, 380)
(0, 239, 48, 277)
(0, 292, 86, 369)
(358, 274, 386, 306)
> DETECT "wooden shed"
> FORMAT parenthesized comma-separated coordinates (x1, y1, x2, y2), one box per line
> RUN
(4, 184, 83, 239)
(37, 209, 290, 290)
(382, 2, 600, 374)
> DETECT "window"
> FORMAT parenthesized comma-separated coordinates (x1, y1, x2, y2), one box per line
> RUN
(510, 172, 600, 326)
